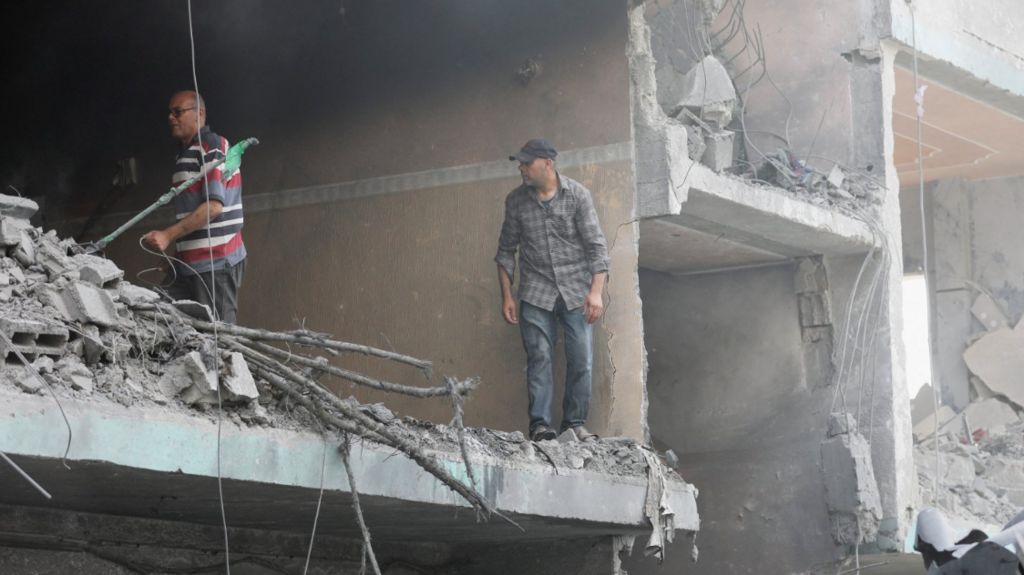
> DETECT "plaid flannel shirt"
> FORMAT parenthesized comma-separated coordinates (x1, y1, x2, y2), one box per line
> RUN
(495, 174, 609, 311)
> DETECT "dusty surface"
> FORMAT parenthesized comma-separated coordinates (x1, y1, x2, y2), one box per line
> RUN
(0, 210, 666, 481)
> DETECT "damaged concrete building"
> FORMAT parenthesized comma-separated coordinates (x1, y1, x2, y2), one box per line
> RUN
(2, 0, 1024, 573)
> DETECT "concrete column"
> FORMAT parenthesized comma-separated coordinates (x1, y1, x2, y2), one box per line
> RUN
(928, 179, 973, 409)
(842, 36, 915, 547)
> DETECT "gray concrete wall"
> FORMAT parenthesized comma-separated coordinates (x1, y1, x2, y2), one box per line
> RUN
(927, 176, 1024, 409)
(641, 0, 871, 174)
(628, 265, 839, 574)
(98, 0, 648, 438)
(890, 0, 1024, 112)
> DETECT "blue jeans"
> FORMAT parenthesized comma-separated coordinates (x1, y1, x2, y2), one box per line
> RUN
(519, 299, 593, 434)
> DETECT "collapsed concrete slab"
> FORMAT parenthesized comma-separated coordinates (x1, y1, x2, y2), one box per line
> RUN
(0, 389, 699, 554)
(963, 327, 1024, 408)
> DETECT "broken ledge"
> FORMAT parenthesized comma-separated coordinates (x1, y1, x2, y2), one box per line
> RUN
(638, 157, 876, 273)
(0, 390, 698, 542)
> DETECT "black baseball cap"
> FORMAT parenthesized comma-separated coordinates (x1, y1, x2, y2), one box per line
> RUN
(509, 138, 558, 162)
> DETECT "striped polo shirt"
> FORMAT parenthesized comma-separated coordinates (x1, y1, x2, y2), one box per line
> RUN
(171, 126, 246, 275)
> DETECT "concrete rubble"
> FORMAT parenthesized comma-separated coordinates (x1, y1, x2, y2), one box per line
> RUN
(0, 193, 690, 559)
(821, 413, 883, 546)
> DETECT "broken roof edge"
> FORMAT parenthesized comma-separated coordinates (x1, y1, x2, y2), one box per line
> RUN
(0, 389, 699, 533)
(641, 156, 877, 256)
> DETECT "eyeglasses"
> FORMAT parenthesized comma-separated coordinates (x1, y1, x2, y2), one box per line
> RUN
(169, 106, 197, 118)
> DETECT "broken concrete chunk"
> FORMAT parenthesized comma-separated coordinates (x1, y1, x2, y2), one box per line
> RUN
(956, 398, 1021, 436)
(971, 294, 1009, 332)
(0, 317, 68, 366)
(116, 282, 160, 306)
(11, 230, 36, 267)
(157, 360, 193, 399)
(826, 165, 846, 189)
(0, 194, 40, 220)
(34, 233, 73, 278)
(670, 55, 737, 127)
(222, 352, 258, 401)
(821, 428, 882, 545)
(963, 327, 1024, 409)
(13, 369, 43, 393)
(73, 254, 124, 288)
(61, 281, 120, 327)
(557, 428, 579, 444)
(173, 300, 214, 322)
(911, 383, 937, 426)
(913, 405, 958, 442)
(0, 218, 22, 247)
(701, 130, 734, 171)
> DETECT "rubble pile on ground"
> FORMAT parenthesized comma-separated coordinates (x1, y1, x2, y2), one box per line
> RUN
(0, 194, 666, 501)
(913, 292, 1024, 531)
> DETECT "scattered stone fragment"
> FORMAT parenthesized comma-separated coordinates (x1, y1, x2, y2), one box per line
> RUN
(11, 229, 36, 267)
(222, 352, 258, 401)
(61, 281, 120, 327)
(74, 254, 124, 288)
(557, 428, 579, 444)
(173, 300, 214, 322)
(116, 282, 160, 306)
(0, 194, 40, 220)
(360, 402, 396, 424)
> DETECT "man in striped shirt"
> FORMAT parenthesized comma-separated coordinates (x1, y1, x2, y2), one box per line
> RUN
(143, 91, 246, 324)
(495, 139, 609, 442)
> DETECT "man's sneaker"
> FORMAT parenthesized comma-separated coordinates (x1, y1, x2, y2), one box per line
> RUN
(570, 425, 598, 442)
(530, 425, 557, 441)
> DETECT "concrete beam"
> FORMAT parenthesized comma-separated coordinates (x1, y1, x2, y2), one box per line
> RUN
(890, 1, 1024, 115)
(0, 390, 697, 542)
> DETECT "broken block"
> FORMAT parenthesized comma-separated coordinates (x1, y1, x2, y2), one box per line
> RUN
(173, 300, 214, 322)
(700, 130, 734, 172)
(61, 281, 120, 327)
(0, 219, 22, 247)
(34, 232, 72, 278)
(73, 254, 124, 288)
(963, 327, 1024, 409)
(116, 282, 160, 306)
(0, 317, 68, 365)
(821, 428, 882, 545)
(222, 352, 258, 401)
(0, 193, 39, 220)
(913, 405, 957, 442)
(670, 55, 737, 127)
(971, 294, 1009, 332)
(11, 230, 35, 267)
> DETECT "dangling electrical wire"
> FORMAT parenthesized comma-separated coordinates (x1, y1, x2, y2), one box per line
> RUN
(184, 0, 231, 570)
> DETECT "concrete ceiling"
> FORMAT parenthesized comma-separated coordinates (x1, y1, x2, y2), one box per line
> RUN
(893, 65, 1024, 186)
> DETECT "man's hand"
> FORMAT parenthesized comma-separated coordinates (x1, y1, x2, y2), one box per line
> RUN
(583, 290, 604, 324)
(142, 230, 173, 252)
(502, 297, 518, 325)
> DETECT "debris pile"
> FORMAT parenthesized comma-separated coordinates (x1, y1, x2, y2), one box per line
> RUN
(0, 193, 682, 547)
(670, 55, 739, 173)
(664, 55, 882, 210)
(748, 149, 884, 209)
(913, 293, 1024, 532)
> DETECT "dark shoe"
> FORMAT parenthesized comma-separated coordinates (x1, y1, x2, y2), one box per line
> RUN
(570, 425, 598, 442)
(530, 425, 557, 441)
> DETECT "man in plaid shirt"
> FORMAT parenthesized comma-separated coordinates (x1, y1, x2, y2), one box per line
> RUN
(495, 139, 609, 442)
